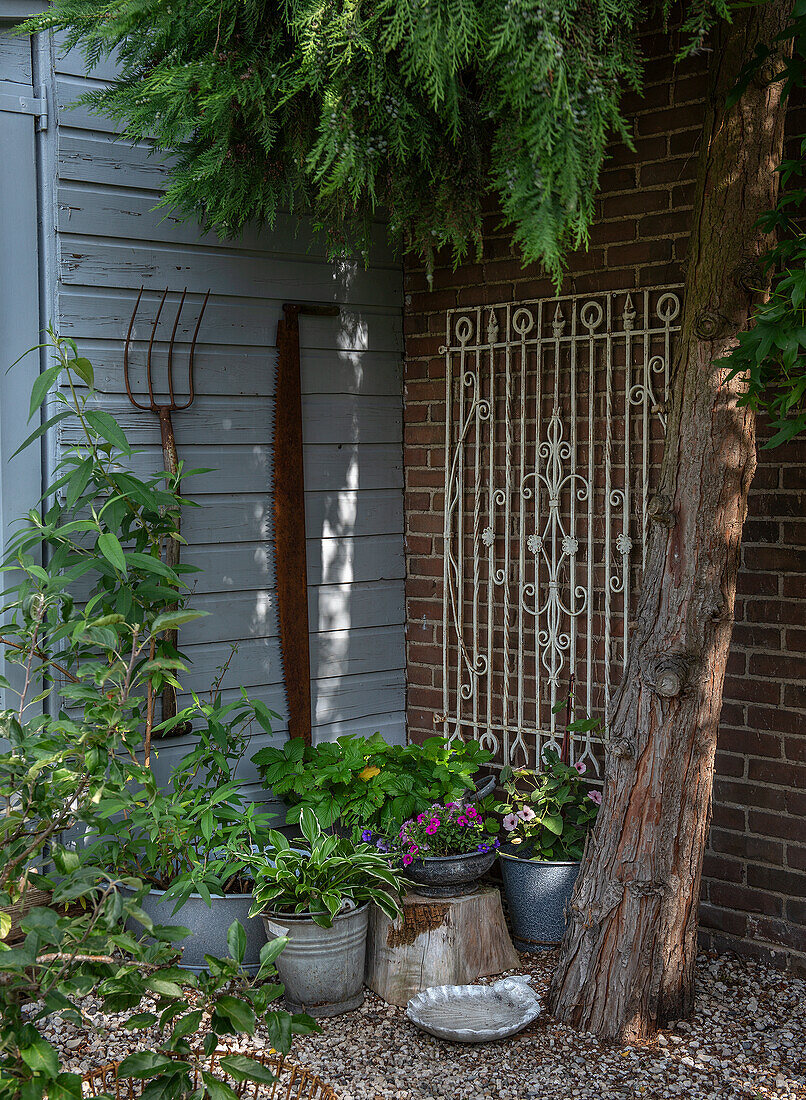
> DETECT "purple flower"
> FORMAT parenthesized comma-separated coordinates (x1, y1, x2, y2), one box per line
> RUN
(477, 843, 490, 853)
(376, 838, 388, 852)
(361, 829, 373, 843)
(493, 838, 501, 848)
(457, 814, 469, 827)
(416, 813, 427, 825)
(425, 823, 439, 835)
(402, 854, 413, 866)
(588, 790, 603, 806)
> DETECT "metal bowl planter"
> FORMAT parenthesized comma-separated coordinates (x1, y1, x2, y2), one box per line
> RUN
(406, 849, 496, 898)
(83, 1050, 337, 1099)
(261, 902, 369, 1017)
(499, 853, 580, 950)
(407, 975, 541, 1043)
(124, 887, 268, 974)
(470, 773, 497, 802)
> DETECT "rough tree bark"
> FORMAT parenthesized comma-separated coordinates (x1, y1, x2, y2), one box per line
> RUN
(549, 0, 794, 1043)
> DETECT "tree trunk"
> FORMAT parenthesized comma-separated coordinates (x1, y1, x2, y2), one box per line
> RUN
(549, 0, 793, 1044)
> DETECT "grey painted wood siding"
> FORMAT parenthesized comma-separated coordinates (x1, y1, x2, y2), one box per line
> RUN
(0, 27, 42, 709)
(49, 42, 406, 782)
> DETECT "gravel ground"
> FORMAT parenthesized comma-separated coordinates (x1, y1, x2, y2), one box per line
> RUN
(43, 950, 805, 1100)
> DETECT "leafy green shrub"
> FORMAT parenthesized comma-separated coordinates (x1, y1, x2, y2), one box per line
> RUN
(0, 334, 315, 1097)
(252, 732, 493, 834)
(88, 692, 279, 911)
(247, 809, 405, 928)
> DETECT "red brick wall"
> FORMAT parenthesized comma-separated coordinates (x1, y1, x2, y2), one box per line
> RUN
(402, 30, 806, 969)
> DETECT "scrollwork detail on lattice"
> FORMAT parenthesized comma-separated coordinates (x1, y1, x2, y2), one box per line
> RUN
(629, 354, 668, 428)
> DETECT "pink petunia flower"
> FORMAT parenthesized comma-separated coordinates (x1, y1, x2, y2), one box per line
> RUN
(429, 817, 441, 829)
(574, 760, 587, 774)
(502, 813, 519, 831)
(403, 854, 413, 866)
(417, 813, 427, 825)
(517, 805, 536, 822)
(466, 807, 479, 819)
(425, 824, 438, 835)
(457, 815, 469, 826)
(588, 790, 603, 805)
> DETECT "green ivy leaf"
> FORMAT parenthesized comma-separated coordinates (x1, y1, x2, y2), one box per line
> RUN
(96, 531, 127, 576)
(67, 357, 94, 386)
(151, 608, 208, 632)
(28, 364, 61, 421)
(20, 1038, 59, 1077)
(214, 994, 256, 1034)
(218, 1055, 278, 1085)
(226, 920, 246, 964)
(201, 1072, 240, 1100)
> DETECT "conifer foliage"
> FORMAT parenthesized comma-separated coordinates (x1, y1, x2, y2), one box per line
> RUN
(33, 0, 643, 279)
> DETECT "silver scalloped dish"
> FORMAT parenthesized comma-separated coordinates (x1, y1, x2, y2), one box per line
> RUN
(406, 975, 542, 1043)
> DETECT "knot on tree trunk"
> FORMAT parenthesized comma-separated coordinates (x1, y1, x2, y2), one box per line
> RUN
(610, 737, 635, 759)
(625, 878, 673, 899)
(647, 494, 675, 528)
(733, 258, 765, 294)
(647, 653, 692, 698)
(693, 308, 729, 340)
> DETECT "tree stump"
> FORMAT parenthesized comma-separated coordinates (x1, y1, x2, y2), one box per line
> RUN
(366, 887, 519, 1006)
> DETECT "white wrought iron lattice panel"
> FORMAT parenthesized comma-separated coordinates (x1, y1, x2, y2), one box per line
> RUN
(439, 288, 682, 771)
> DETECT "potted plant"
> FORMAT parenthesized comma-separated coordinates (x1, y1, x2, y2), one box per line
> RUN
(246, 808, 406, 1017)
(381, 801, 500, 897)
(89, 692, 280, 973)
(497, 747, 601, 950)
(252, 731, 495, 836)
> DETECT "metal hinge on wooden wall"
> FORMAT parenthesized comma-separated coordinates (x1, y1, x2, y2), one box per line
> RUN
(0, 82, 48, 129)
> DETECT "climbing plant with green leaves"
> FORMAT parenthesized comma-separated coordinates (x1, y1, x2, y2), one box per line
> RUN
(724, 0, 806, 448)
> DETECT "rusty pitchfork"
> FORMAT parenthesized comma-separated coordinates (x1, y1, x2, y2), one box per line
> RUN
(123, 286, 210, 729)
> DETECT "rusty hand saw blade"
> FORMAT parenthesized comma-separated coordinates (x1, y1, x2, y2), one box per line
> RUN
(273, 303, 340, 745)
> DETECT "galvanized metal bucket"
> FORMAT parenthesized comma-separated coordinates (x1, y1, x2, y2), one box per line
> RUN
(124, 888, 267, 974)
(262, 903, 369, 1018)
(499, 854, 580, 950)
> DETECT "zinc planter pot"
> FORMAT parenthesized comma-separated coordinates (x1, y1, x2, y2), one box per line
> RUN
(470, 773, 497, 802)
(499, 854, 580, 950)
(124, 887, 268, 975)
(261, 902, 370, 1018)
(406, 849, 496, 898)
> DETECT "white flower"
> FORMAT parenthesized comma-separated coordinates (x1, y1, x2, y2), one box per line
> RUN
(517, 805, 536, 822)
(502, 813, 519, 832)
